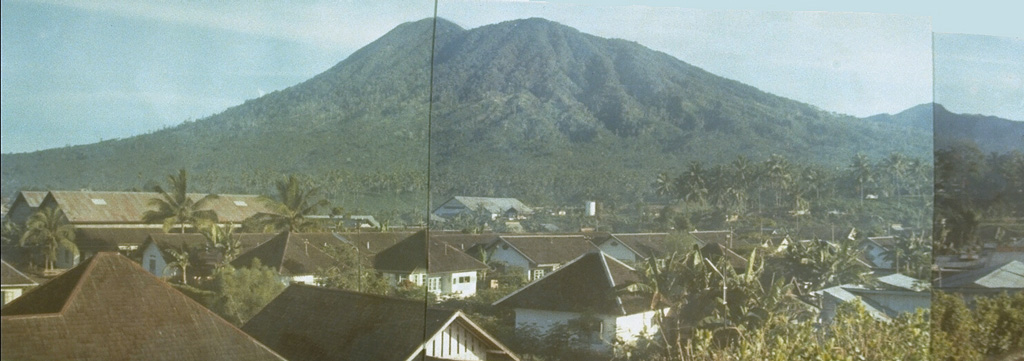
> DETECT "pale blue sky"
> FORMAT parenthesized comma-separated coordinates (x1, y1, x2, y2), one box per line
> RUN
(934, 33, 1024, 120)
(1, 0, 1020, 153)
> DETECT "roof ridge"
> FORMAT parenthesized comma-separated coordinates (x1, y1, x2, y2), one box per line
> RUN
(290, 283, 439, 306)
(57, 252, 107, 314)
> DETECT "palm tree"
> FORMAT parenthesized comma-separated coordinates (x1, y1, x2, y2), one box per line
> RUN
(850, 153, 875, 203)
(257, 175, 329, 232)
(142, 169, 219, 233)
(654, 172, 676, 198)
(163, 246, 191, 285)
(20, 207, 78, 271)
(200, 221, 242, 265)
(883, 152, 909, 206)
(764, 154, 792, 207)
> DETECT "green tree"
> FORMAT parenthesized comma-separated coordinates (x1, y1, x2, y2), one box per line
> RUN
(199, 221, 242, 266)
(163, 246, 192, 285)
(19, 206, 78, 271)
(850, 153, 875, 203)
(256, 175, 330, 232)
(314, 242, 387, 295)
(883, 152, 909, 205)
(142, 169, 219, 233)
(204, 260, 286, 325)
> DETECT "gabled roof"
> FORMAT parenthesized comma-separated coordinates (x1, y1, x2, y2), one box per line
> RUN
(373, 231, 487, 274)
(40, 191, 270, 224)
(597, 233, 670, 259)
(0, 253, 285, 361)
(75, 227, 166, 252)
(230, 231, 341, 276)
(699, 243, 749, 271)
(492, 235, 599, 266)
(429, 232, 501, 255)
(436, 196, 533, 214)
(494, 252, 649, 315)
(1, 260, 37, 288)
(243, 284, 520, 361)
(689, 230, 736, 246)
(139, 232, 273, 257)
(939, 260, 1024, 289)
(11, 190, 47, 208)
(334, 231, 415, 256)
(820, 273, 930, 322)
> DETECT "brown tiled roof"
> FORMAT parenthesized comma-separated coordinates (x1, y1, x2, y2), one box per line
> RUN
(41, 191, 270, 224)
(1, 259, 38, 287)
(429, 232, 500, 253)
(0, 253, 286, 361)
(373, 231, 487, 274)
(604, 233, 670, 259)
(494, 252, 648, 315)
(689, 230, 735, 246)
(75, 227, 166, 253)
(494, 235, 599, 266)
(230, 231, 343, 276)
(334, 231, 415, 256)
(242, 285, 458, 361)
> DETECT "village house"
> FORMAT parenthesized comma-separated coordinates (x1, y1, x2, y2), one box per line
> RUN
(3, 190, 48, 225)
(493, 252, 666, 352)
(243, 284, 520, 361)
(486, 234, 599, 281)
(593, 233, 670, 264)
(818, 273, 930, 325)
(332, 231, 415, 260)
(433, 196, 533, 221)
(1, 253, 286, 361)
(935, 260, 1024, 302)
(231, 231, 344, 285)
(35, 190, 270, 228)
(5, 190, 273, 269)
(373, 230, 488, 298)
(1, 260, 37, 305)
(136, 232, 272, 279)
(430, 232, 502, 260)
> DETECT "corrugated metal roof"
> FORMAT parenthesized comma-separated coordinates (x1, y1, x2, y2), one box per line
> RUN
(41, 191, 270, 224)
(15, 191, 48, 208)
(441, 196, 533, 214)
(941, 260, 1024, 288)
(876, 273, 928, 291)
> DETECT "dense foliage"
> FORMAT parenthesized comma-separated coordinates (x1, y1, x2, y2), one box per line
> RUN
(931, 292, 1024, 361)
(934, 141, 1024, 253)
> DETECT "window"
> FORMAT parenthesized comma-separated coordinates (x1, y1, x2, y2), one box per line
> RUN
(427, 277, 441, 292)
(148, 257, 156, 274)
(452, 276, 471, 284)
(233, 200, 248, 207)
(531, 269, 545, 280)
(90, 198, 107, 205)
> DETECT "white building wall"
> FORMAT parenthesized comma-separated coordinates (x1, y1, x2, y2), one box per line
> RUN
(425, 320, 488, 360)
(447, 270, 478, 298)
(141, 243, 169, 277)
(610, 309, 664, 343)
(1, 287, 25, 305)
(514, 308, 581, 335)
